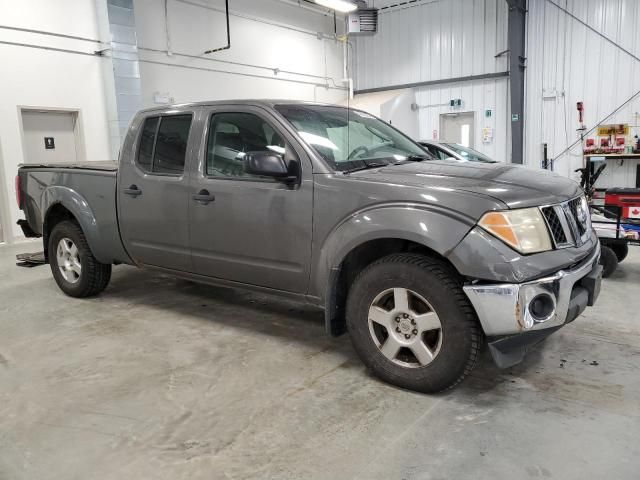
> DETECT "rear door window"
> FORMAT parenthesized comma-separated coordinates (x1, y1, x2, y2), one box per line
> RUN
(137, 117, 159, 173)
(136, 114, 192, 175)
(154, 115, 192, 174)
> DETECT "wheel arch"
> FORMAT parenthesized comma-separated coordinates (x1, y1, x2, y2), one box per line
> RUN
(316, 205, 474, 336)
(41, 187, 103, 263)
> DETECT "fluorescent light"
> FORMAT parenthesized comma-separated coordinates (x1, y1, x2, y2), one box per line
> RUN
(315, 0, 358, 13)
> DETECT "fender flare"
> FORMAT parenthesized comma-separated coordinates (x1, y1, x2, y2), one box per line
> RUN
(312, 204, 476, 334)
(41, 186, 108, 263)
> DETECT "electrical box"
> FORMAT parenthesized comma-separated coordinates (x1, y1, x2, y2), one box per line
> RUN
(347, 9, 378, 35)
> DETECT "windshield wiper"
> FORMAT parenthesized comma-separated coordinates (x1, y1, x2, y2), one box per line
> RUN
(406, 154, 429, 162)
(341, 159, 390, 174)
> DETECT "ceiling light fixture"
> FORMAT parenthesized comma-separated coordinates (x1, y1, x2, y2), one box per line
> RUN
(314, 0, 358, 13)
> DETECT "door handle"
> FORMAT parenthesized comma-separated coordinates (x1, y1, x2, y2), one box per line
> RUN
(124, 185, 142, 197)
(192, 189, 215, 204)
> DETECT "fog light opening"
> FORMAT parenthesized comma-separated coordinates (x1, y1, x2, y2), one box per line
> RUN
(528, 293, 555, 322)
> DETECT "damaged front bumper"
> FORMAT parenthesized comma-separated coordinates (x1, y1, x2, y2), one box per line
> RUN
(463, 242, 602, 368)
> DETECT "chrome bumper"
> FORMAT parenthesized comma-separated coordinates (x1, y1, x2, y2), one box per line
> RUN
(463, 243, 601, 336)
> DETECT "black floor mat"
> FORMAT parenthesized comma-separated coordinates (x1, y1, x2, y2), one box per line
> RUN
(16, 251, 46, 268)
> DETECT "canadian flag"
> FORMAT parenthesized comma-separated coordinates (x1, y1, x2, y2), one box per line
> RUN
(630, 207, 640, 219)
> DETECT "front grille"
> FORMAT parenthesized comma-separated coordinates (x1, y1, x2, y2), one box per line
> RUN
(568, 197, 587, 236)
(542, 207, 567, 244)
(541, 196, 590, 248)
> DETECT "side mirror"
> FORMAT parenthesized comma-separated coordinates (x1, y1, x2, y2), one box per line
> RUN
(244, 151, 297, 182)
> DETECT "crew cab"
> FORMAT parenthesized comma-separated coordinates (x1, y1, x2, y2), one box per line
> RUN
(16, 100, 602, 392)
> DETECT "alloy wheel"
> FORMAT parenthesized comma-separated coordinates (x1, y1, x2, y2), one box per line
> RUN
(56, 238, 81, 284)
(368, 287, 443, 368)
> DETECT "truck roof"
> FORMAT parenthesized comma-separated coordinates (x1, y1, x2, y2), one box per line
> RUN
(137, 99, 340, 114)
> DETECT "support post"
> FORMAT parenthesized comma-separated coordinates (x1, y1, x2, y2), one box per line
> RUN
(506, 0, 526, 164)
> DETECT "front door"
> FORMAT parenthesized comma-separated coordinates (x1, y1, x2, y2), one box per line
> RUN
(188, 106, 313, 294)
(118, 111, 194, 271)
(440, 112, 475, 147)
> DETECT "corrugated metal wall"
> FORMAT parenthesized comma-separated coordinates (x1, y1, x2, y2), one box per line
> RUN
(354, 0, 640, 171)
(354, 0, 508, 91)
(352, 0, 511, 162)
(525, 0, 640, 179)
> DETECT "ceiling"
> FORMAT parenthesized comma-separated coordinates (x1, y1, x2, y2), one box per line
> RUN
(369, 0, 436, 10)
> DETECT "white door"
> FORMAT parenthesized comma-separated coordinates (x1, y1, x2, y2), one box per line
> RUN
(21, 111, 79, 164)
(440, 112, 475, 148)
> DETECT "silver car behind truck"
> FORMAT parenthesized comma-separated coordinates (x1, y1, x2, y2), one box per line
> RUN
(16, 100, 602, 392)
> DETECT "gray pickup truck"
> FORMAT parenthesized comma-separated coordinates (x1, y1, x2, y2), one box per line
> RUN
(16, 100, 602, 392)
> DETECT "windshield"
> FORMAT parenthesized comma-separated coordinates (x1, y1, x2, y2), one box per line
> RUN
(275, 104, 430, 171)
(443, 143, 496, 163)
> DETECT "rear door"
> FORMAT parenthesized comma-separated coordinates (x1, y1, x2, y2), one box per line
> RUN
(187, 105, 313, 293)
(118, 110, 195, 270)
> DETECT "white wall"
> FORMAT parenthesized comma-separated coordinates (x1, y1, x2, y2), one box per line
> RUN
(524, 0, 640, 180)
(343, 89, 407, 117)
(0, 0, 348, 242)
(380, 90, 419, 140)
(134, 0, 348, 106)
(0, 0, 113, 241)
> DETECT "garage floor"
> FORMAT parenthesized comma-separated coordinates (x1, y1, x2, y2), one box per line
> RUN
(1, 240, 639, 479)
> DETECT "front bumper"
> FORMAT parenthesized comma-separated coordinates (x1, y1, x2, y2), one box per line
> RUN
(463, 243, 602, 367)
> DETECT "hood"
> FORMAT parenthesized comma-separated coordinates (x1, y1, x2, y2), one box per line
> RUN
(350, 160, 583, 208)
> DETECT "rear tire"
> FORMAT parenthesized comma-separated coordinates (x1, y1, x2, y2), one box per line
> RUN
(611, 243, 629, 263)
(346, 253, 481, 393)
(599, 245, 618, 278)
(48, 220, 112, 297)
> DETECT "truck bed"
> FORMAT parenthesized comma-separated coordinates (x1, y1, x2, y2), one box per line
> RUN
(18, 160, 130, 265)
(18, 160, 118, 172)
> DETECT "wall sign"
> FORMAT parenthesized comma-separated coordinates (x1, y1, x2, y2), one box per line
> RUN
(485, 109, 492, 118)
(44, 137, 55, 149)
(596, 124, 629, 136)
(482, 127, 494, 144)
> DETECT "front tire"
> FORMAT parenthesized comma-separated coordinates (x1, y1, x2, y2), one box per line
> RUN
(346, 253, 481, 393)
(48, 220, 112, 297)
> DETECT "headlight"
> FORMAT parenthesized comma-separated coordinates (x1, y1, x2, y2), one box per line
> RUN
(479, 207, 552, 254)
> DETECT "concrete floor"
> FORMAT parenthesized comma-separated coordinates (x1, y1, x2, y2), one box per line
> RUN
(1, 240, 639, 480)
